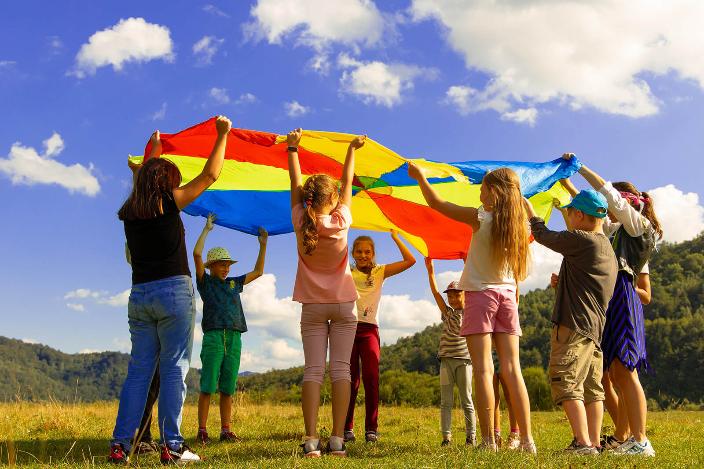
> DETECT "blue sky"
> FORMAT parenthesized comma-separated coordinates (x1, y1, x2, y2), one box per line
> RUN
(1, 0, 703, 371)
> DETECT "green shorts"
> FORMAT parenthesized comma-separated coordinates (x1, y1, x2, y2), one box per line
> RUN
(199, 329, 242, 395)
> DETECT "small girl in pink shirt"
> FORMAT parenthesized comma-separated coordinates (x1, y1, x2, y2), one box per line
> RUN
(287, 128, 365, 458)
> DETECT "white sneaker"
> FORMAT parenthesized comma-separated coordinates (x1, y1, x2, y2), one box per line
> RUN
(613, 437, 655, 456)
(507, 432, 521, 450)
(160, 444, 201, 465)
(519, 441, 537, 454)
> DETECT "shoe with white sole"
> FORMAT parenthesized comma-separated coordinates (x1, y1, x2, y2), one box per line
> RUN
(300, 438, 322, 458)
(506, 431, 521, 450)
(613, 437, 655, 456)
(519, 441, 538, 454)
(564, 438, 599, 455)
(160, 444, 200, 465)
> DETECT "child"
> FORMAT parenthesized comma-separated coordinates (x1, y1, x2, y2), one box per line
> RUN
(287, 129, 363, 457)
(567, 154, 662, 456)
(493, 369, 520, 449)
(344, 231, 416, 443)
(424, 259, 476, 447)
(408, 163, 536, 453)
(525, 188, 618, 454)
(193, 214, 268, 444)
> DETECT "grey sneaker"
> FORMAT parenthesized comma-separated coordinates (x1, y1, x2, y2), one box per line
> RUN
(519, 441, 538, 454)
(564, 439, 599, 455)
(343, 430, 356, 442)
(300, 438, 322, 458)
(613, 437, 655, 456)
(602, 435, 624, 451)
(365, 431, 378, 443)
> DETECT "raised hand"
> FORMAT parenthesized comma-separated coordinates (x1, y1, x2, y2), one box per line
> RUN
(562, 152, 575, 160)
(215, 115, 232, 136)
(407, 161, 424, 181)
(424, 257, 434, 272)
(258, 226, 268, 245)
(204, 213, 216, 231)
(550, 273, 559, 289)
(287, 128, 303, 147)
(349, 135, 367, 149)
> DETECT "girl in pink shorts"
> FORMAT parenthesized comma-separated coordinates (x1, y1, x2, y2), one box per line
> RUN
(408, 164, 536, 453)
(287, 129, 366, 458)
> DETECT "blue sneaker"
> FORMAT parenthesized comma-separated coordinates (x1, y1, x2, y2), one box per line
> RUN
(613, 437, 655, 456)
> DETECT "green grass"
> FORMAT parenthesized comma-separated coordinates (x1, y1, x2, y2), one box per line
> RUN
(1, 399, 702, 467)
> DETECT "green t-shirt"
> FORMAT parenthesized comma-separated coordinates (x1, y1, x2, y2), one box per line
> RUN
(197, 272, 247, 333)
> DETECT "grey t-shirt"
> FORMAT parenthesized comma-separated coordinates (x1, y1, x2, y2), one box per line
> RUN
(530, 217, 618, 344)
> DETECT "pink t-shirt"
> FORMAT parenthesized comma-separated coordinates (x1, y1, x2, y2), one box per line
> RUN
(292, 203, 359, 304)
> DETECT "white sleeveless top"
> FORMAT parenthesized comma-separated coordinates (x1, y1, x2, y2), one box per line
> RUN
(458, 208, 516, 292)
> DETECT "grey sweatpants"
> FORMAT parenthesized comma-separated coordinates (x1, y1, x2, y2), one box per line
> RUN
(440, 357, 476, 439)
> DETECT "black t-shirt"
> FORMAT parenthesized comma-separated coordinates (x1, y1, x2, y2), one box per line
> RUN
(124, 194, 190, 285)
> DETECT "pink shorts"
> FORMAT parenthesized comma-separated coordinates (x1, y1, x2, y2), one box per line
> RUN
(460, 289, 522, 337)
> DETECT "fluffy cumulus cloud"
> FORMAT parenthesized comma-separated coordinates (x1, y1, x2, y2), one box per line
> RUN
(412, 0, 704, 119)
(64, 288, 130, 311)
(284, 100, 310, 117)
(209, 87, 231, 104)
(338, 53, 435, 107)
(245, 0, 385, 49)
(240, 273, 302, 340)
(236, 93, 258, 105)
(151, 102, 167, 121)
(0, 132, 100, 196)
(203, 4, 230, 18)
(192, 36, 225, 65)
(377, 295, 438, 345)
(649, 184, 704, 243)
(72, 18, 173, 78)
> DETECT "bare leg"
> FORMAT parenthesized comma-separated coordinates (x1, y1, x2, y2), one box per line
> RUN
(492, 373, 501, 433)
(562, 400, 590, 446)
(302, 382, 321, 437)
(198, 393, 211, 429)
(467, 334, 494, 443)
(493, 333, 533, 443)
(219, 393, 233, 430)
(331, 380, 352, 438)
(610, 360, 648, 442)
(499, 373, 519, 432)
(586, 401, 604, 447)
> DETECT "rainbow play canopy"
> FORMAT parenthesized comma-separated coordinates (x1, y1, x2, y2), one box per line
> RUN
(130, 118, 580, 259)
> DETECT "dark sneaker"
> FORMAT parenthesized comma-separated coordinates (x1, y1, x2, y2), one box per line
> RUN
(196, 429, 209, 445)
(343, 430, 356, 442)
(219, 431, 241, 442)
(160, 444, 201, 465)
(134, 440, 159, 454)
(325, 441, 348, 457)
(601, 435, 624, 451)
(466, 435, 476, 446)
(564, 438, 598, 455)
(108, 444, 129, 465)
(441, 438, 451, 447)
(365, 431, 378, 443)
(300, 439, 322, 458)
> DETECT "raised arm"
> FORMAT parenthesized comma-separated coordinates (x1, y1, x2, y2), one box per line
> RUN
(244, 228, 268, 285)
(287, 128, 303, 208)
(553, 198, 573, 231)
(193, 214, 215, 281)
(341, 135, 365, 207)
(560, 177, 579, 197)
(563, 153, 607, 191)
(408, 162, 479, 231)
(173, 116, 231, 210)
(636, 273, 651, 305)
(424, 258, 447, 313)
(383, 230, 417, 279)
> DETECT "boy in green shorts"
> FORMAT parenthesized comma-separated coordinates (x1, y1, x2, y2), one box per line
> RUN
(193, 214, 268, 444)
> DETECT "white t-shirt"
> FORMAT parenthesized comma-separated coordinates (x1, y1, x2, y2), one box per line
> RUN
(352, 264, 385, 325)
(458, 208, 516, 292)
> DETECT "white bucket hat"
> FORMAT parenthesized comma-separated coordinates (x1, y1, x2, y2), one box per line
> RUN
(204, 247, 237, 267)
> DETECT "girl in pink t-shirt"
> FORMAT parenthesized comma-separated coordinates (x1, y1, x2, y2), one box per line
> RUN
(287, 128, 365, 458)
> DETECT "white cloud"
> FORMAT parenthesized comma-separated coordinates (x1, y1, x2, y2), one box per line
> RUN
(236, 93, 258, 105)
(193, 36, 224, 66)
(66, 303, 86, 312)
(151, 102, 167, 121)
(99, 289, 131, 307)
(240, 273, 301, 340)
(501, 107, 538, 126)
(412, 0, 704, 119)
(64, 288, 101, 300)
(22, 338, 39, 344)
(267, 338, 304, 362)
(203, 4, 230, 18)
(47, 36, 64, 55)
(239, 339, 305, 372)
(0, 60, 17, 69)
(0, 133, 100, 196)
(79, 348, 102, 354)
(338, 53, 435, 107)
(245, 0, 385, 49)
(445, 83, 537, 125)
(284, 100, 310, 117)
(112, 337, 131, 353)
(72, 18, 173, 78)
(377, 295, 438, 345)
(649, 184, 704, 243)
(209, 87, 231, 104)
(522, 243, 563, 292)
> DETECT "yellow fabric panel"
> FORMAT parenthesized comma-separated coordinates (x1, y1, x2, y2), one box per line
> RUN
(350, 192, 429, 256)
(378, 181, 481, 207)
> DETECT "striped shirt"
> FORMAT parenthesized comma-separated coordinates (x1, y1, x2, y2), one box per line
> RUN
(438, 306, 471, 359)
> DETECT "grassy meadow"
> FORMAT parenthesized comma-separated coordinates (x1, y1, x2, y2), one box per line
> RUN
(1, 398, 702, 468)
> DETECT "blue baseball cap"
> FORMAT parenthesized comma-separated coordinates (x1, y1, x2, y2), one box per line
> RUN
(562, 189, 608, 218)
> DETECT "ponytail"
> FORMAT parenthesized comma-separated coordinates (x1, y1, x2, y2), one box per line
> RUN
(640, 191, 663, 240)
(301, 205, 319, 255)
(299, 174, 339, 255)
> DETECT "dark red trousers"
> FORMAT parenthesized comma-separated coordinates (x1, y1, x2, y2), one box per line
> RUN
(345, 322, 380, 432)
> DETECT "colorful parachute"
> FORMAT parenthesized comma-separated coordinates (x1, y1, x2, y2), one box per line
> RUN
(129, 118, 579, 259)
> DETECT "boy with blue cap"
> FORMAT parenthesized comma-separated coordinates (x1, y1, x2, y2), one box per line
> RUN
(523, 183, 618, 455)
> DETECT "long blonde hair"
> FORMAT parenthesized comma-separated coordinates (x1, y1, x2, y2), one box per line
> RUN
(300, 174, 339, 255)
(482, 168, 530, 283)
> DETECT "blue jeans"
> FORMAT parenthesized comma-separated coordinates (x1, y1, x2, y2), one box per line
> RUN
(112, 275, 195, 450)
